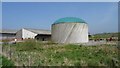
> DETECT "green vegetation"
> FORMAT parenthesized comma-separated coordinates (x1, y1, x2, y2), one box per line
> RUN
(90, 32, 119, 39)
(0, 55, 2, 67)
(0, 55, 15, 68)
(2, 40, 119, 66)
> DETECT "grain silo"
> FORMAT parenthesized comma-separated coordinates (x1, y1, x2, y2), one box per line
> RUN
(52, 17, 88, 43)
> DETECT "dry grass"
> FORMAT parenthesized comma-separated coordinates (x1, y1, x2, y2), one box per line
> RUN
(1, 41, 119, 66)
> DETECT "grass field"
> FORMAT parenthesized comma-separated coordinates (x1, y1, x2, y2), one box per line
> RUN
(0, 55, 15, 68)
(1, 40, 119, 67)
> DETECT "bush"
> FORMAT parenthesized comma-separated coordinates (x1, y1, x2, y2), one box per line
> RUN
(1, 55, 15, 68)
(17, 39, 37, 51)
(74, 61, 81, 66)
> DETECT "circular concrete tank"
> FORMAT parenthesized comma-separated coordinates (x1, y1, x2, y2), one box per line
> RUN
(52, 17, 88, 43)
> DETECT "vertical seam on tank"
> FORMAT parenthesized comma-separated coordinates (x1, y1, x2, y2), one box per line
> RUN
(60, 23, 67, 43)
(65, 23, 77, 43)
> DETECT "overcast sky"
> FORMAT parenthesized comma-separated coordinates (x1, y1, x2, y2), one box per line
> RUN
(2, 2, 118, 34)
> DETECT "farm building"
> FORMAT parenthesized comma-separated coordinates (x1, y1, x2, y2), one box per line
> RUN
(0, 29, 18, 40)
(16, 28, 51, 41)
(52, 17, 88, 43)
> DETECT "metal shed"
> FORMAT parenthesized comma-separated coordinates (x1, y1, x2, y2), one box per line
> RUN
(16, 28, 51, 41)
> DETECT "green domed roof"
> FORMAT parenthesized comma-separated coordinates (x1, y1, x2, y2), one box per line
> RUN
(53, 17, 86, 24)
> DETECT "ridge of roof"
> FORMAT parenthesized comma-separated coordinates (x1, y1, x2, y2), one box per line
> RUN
(23, 28, 51, 34)
(0, 29, 18, 33)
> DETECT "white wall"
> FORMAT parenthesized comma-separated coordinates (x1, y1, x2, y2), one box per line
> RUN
(16, 28, 37, 39)
(52, 23, 88, 43)
(22, 29, 37, 39)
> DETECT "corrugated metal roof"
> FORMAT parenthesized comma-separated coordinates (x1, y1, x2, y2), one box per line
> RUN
(24, 28, 51, 35)
(53, 17, 86, 25)
(0, 29, 18, 34)
(0, 28, 51, 35)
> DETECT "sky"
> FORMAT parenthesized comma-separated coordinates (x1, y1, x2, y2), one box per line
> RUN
(2, 2, 118, 34)
(1, 0, 120, 2)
